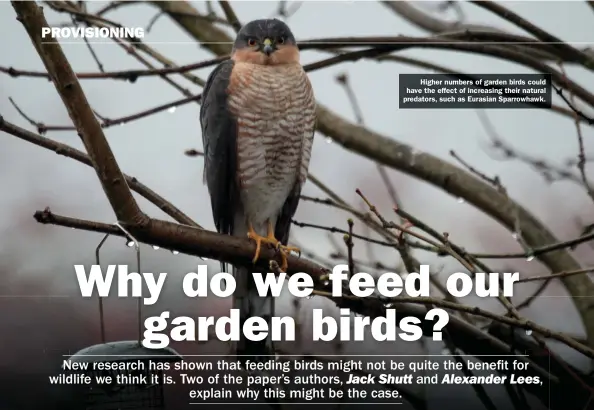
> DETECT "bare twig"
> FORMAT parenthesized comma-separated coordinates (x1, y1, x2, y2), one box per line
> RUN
(517, 267, 594, 284)
(0, 56, 224, 82)
(450, 150, 505, 192)
(558, 63, 594, 203)
(8, 93, 200, 133)
(344, 218, 355, 278)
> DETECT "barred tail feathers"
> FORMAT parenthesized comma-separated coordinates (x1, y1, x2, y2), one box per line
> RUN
(232, 264, 274, 363)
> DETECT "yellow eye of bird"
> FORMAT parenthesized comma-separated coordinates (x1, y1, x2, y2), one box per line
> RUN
(247, 38, 256, 46)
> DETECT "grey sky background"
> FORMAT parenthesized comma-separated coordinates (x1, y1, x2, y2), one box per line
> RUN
(0, 1, 593, 408)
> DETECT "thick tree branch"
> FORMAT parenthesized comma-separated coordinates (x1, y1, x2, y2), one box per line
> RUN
(218, 1, 241, 33)
(11, 1, 147, 227)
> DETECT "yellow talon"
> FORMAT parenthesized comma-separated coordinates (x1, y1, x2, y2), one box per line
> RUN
(246, 221, 301, 272)
(247, 221, 280, 264)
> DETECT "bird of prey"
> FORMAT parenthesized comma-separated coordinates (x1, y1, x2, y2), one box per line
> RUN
(200, 19, 316, 361)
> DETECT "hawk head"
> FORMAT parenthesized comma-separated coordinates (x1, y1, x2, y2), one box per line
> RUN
(232, 19, 299, 66)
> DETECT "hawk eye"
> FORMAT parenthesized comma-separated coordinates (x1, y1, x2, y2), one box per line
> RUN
(277, 37, 285, 44)
(247, 38, 257, 46)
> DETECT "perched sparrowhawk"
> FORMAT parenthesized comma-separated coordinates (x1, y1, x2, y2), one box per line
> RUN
(200, 19, 316, 361)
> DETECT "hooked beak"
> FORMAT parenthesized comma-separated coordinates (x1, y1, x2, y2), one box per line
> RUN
(261, 38, 274, 56)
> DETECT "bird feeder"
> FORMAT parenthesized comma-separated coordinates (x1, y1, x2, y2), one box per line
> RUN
(65, 341, 181, 410)
(62, 228, 182, 409)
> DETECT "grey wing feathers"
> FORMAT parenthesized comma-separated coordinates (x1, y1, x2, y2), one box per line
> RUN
(275, 184, 301, 246)
(200, 60, 239, 272)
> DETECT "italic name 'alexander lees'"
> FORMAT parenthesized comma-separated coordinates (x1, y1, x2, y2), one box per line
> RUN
(441, 374, 541, 384)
